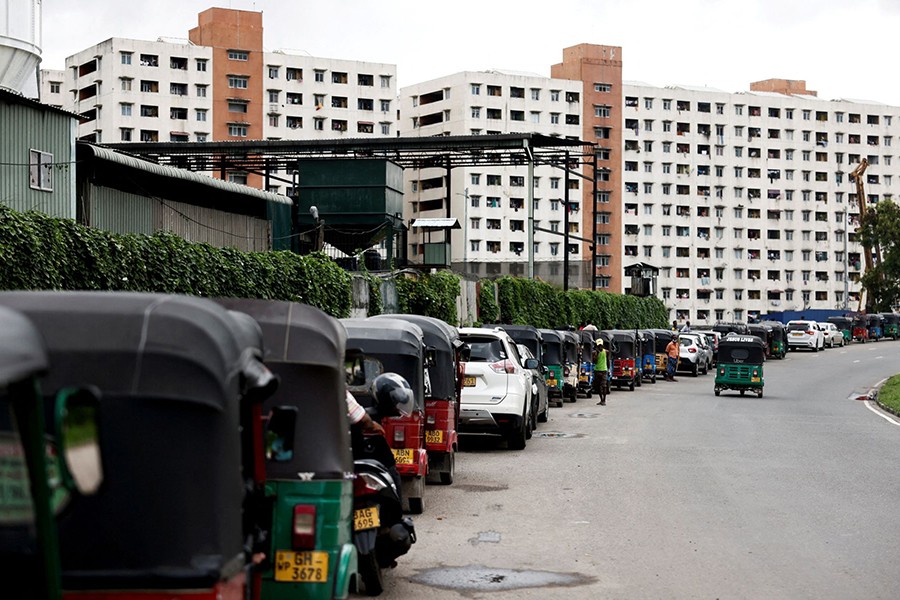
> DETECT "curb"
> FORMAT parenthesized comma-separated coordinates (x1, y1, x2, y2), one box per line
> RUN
(872, 377, 900, 419)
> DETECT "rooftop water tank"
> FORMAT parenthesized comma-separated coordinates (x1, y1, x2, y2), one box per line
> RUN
(0, 0, 41, 93)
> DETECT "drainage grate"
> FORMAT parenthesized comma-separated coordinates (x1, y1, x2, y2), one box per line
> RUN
(570, 412, 601, 419)
(533, 431, 585, 439)
(412, 565, 594, 592)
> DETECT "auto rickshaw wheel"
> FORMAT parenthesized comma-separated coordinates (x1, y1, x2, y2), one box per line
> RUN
(740, 390, 745, 396)
(629, 380, 635, 391)
(714, 388, 721, 396)
(757, 389, 764, 398)
(651, 373, 657, 383)
(439, 453, 455, 485)
(635, 376, 642, 387)
(359, 551, 384, 596)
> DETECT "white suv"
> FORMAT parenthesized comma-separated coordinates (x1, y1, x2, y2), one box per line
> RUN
(457, 327, 535, 450)
(677, 333, 712, 376)
(818, 322, 845, 348)
(786, 320, 825, 351)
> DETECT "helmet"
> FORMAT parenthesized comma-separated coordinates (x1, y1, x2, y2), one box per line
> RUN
(370, 372, 415, 417)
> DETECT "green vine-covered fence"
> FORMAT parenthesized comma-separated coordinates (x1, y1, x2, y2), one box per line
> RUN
(0, 206, 352, 317)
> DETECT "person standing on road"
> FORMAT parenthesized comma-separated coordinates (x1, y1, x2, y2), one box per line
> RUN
(593, 339, 609, 405)
(665, 336, 680, 381)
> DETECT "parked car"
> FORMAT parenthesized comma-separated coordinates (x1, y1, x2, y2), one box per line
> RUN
(517, 343, 550, 425)
(786, 320, 825, 351)
(692, 330, 721, 365)
(677, 333, 712, 376)
(457, 327, 536, 450)
(818, 321, 846, 348)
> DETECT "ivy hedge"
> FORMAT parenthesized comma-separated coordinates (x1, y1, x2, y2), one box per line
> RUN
(0, 206, 352, 317)
(395, 270, 460, 325)
(478, 281, 500, 325)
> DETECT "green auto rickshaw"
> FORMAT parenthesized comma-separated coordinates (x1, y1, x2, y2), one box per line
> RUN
(827, 316, 853, 344)
(539, 329, 565, 406)
(879, 313, 900, 340)
(714, 335, 766, 398)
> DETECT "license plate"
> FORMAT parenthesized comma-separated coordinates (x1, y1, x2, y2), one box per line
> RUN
(791, 332, 803, 336)
(274, 550, 329, 583)
(579, 375, 589, 382)
(751, 377, 760, 383)
(425, 430, 443, 444)
(353, 506, 380, 531)
(463, 376, 476, 387)
(392, 448, 415, 464)
(548, 379, 557, 386)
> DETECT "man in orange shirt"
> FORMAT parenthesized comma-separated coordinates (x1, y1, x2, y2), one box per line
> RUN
(665, 336, 680, 381)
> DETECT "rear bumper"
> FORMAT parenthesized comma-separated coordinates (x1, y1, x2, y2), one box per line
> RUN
(458, 408, 525, 436)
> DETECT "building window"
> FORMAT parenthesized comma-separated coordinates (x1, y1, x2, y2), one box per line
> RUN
(594, 83, 612, 92)
(228, 124, 248, 137)
(380, 75, 392, 88)
(196, 84, 208, 97)
(120, 128, 133, 141)
(228, 50, 249, 61)
(139, 54, 158, 67)
(268, 66, 279, 79)
(120, 52, 132, 65)
(29, 150, 53, 191)
(196, 59, 208, 72)
(196, 109, 207, 122)
(120, 103, 132, 116)
(228, 76, 249, 89)
(228, 101, 248, 113)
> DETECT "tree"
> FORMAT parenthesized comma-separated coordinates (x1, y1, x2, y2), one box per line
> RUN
(857, 199, 900, 312)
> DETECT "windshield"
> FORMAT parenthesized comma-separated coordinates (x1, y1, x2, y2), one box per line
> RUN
(787, 323, 809, 331)
(543, 341, 562, 365)
(462, 336, 507, 363)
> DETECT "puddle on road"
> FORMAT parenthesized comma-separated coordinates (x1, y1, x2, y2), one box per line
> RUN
(412, 565, 594, 592)
(570, 412, 601, 419)
(533, 431, 585, 438)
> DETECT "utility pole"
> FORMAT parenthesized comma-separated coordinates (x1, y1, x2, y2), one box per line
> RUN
(563, 151, 571, 291)
(527, 144, 535, 280)
(591, 150, 598, 291)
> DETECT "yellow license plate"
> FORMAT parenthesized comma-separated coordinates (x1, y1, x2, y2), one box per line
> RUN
(463, 376, 476, 387)
(353, 506, 380, 531)
(751, 377, 761, 383)
(392, 448, 415, 464)
(274, 550, 329, 583)
(425, 430, 443, 444)
(548, 379, 557, 386)
(579, 375, 589, 381)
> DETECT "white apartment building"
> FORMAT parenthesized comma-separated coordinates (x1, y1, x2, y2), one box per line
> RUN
(619, 80, 892, 322)
(400, 70, 585, 283)
(39, 68, 64, 109)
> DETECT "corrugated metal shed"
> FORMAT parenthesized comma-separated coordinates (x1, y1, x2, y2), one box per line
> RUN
(0, 88, 77, 218)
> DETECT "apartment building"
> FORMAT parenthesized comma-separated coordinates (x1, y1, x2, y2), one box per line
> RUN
(45, 7, 397, 193)
(399, 71, 585, 285)
(619, 78, 888, 322)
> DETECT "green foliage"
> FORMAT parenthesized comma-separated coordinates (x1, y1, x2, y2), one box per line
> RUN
(478, 282, 500, 325)
(492, 276, 668, 330)
(396, 270, 460, 324)
(858, 199, 900, 311)
(362, 270, 383, 317)
(0, 206, 352, 317)
(877, 373, 900, 415)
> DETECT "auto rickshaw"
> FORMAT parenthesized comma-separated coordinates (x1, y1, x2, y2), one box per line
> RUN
(827, 316, 852, 344)
(852, 315, 869, 343)
(0, 291, 274, 600)
(217, 298, 356, 600)
(651, 329, 676, 374)
(556, 329, 581, 402)
(713, 322, 750, 336)
(639, 330, 658, 383)
(341, 318, 428, 514)
(488, 325, 549, 421)
(760, 321, 787, 359)
(714, 335, 766, 398)
(747, 324, 771, 359)
(867, 314, 885, 341)
(376, 314, 466, 485)
(607, 330, 640, 391)
(0, 306, 105, 600)
(880, 313, 900, 340)
(539, 329, 565, 406)
(578, 329, 596, 398)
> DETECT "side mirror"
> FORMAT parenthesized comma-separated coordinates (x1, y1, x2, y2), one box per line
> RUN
(542, 365, 549, 375)
(55, 386, 103, 496)
(459, 344, 471, 362)
(424, 346, 437, 369)
(524, 358, 539, 370)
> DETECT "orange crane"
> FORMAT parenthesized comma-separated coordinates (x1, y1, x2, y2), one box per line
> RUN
(849, 158, 882, 312)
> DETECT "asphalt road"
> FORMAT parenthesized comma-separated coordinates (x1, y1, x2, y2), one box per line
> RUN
(370, 339, 900, 599)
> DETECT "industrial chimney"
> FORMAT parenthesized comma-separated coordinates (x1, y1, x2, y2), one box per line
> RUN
(0, 0, 42, 94)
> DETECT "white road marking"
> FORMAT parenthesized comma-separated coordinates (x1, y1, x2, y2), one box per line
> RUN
(853, 360, 861, 364)
(876, 356, 884, 360)
(865, 401, 900, 427)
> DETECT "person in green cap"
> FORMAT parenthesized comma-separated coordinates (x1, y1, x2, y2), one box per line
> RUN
(593, 338, 609, 405)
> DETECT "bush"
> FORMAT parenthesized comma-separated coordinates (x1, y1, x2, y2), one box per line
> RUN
(478, 281, 500, 324)
(0, 206, 352, 317)
(396, 270, 460, 324)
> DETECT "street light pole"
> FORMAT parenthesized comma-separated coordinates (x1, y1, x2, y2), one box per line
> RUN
(563, 151, 570, 292)
(843, 217, 849, 310)
(527, 146, 535, 280)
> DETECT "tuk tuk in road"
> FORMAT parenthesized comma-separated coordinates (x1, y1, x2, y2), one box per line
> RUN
(651, 329, 675, 374)
(487, 325, 549, 421)
(639, 330, 658, 383)
(341, 319, 428, 514)
(760, 321, 787, 359)
(578, 329, 596, 398)
(880, 313, 900, 340)
(852, 315, 869, 343)
(747, 324, 771, 359)
(0, 291, 274, 600)
(867, 314, 885, 341)
(377, 314, 465, 485)
(217, 299, 356, 600)
(826, 316, 852, 344)
(712, 322, 750, 336)
(0, 306, 104, 600)
(538, 329, 565, 406)
(607, 330, 640, 391)
(714, 335, 766, 398)
(556, 329, 581, 402)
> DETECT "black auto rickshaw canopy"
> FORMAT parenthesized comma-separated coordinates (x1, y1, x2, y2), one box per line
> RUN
(0, 305, 48, 386)
(538, 329, 564, 366)
(486, 325, 543, 363)
(713, 322, 750, 336)
(827, 316, 852, 330)
(639, 330, 657, 354)
(607, 330, 637, 359)
(558, 330, 580, 363)
(579, 330, 595, 362)
(760, 320, 786, 341)
(376, 313, 462, 402)
(717, 335, 766, 364)
(867, 314, 884, 327)
(880, 313, 900, 326)
(215, 298, 352, 481)
(341, 318, 426, 411)
(747, 323, 771, 343)
(649, 329, 675, 354)
(0, 291, 265, 590)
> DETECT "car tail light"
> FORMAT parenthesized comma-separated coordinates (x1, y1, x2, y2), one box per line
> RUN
(689, 348, 697, 353)
(806, 330, 814, 335)
(353, 472, 385, 497)
(292, 505, 316, 550)
(720, 368, 725, 375)
(490, 360, 516, 374)
(752, 369, 758, 377)
(394, 427, 405, 444)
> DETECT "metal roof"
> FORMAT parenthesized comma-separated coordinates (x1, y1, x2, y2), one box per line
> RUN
(410, 218, 460, 229)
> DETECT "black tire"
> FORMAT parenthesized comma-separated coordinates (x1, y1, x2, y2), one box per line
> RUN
(525, 412, 533, 440)
(813, 345, 819, 352)
(740, 390, 745, 396)
(757, 389, 764, 398)
(629, 380, 635, 391)
(651, 373, 657, 383)
(585, 388, 593, 399)
(538, 404, 549, 423)
(635, 376, 642, 388)
(507, 409, 527, 450)
(691, 362, 699, 377)
(408, 496, 424, 514)
(439, 453, 455, 485)
(714, 389, 721, 396)
(359, 551, 384, 596)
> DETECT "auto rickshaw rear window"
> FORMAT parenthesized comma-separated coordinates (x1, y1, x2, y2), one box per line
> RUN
(729, 349, 750, 360)
(462, 337, 506, 362)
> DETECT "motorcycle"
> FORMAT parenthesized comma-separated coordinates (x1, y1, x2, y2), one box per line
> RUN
(349, 371, 417, 596)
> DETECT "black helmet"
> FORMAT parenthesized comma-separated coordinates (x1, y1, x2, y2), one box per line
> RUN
(370, 372, 415, 417)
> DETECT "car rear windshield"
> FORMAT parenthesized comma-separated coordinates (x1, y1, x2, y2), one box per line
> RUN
(461, 336, 506, 362)
(787, 323, 808, 331)
(679, 337, 694, 346)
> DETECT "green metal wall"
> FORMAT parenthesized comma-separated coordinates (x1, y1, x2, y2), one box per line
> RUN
(89, 187, 155, 235)
(295, 159, 404, 225)
(0, 100, 76, 218)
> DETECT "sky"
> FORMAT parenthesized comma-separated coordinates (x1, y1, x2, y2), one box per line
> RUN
(39, 0, 900, 104)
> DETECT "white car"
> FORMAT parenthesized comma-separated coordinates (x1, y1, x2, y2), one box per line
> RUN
(786, 320, 825, 351)
(457, 327, 535, 450)
(677, 333, 712, 376)
(818, 322, 846, 348)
